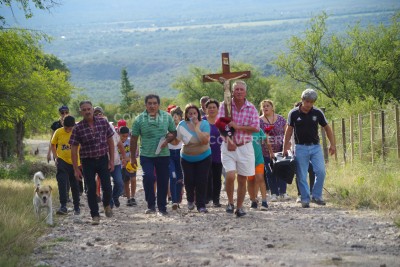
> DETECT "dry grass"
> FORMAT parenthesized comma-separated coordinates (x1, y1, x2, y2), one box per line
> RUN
(0, 179, 58, 266)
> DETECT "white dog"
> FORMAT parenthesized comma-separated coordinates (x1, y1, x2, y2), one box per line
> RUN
(33, 171, 53, 225)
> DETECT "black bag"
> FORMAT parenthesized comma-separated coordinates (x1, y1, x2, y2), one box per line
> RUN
(271, 152, 296, 184)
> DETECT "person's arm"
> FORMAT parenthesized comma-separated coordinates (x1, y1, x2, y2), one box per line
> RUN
(130, 135, 139, 168)
(47, 131, 55, 163)
(324, 124, 336, 155)
(107, 136, 115, 172)
(282, 125, 294, 156)
(117, 140, 127, 166)
(71, 145, 82, 181)
(51, 144, 58, 165)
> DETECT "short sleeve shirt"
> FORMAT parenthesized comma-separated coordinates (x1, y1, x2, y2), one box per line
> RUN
(217, 98, 260, 144)
(132, 110, 176, 157)
(252, 129, 266, 166)
(51, 127, 80, 165)
(176, 120, 211, 162)
(287, 106, 328, 144)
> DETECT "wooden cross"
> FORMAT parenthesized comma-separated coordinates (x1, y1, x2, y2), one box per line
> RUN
(202, 52, 251, 118)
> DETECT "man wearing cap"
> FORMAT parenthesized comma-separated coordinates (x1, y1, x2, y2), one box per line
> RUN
(69, 100, 115, 225)
(217, 80, 259, 217)
(282, 89, 336, 208)
(47, 105, 69, 163)
(130, 94, 176, 216)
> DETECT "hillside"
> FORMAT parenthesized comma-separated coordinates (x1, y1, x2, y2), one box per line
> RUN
(3, 0, 400, 103)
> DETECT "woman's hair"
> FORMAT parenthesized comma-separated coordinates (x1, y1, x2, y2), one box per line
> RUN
(170, 106, 183, 117)
(260, 99, 274, 112)
(184, 103, 201, 121)
(205, 98, 219, 109)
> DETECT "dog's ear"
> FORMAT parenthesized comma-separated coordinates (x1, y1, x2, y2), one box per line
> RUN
(35, 186, 40, 193)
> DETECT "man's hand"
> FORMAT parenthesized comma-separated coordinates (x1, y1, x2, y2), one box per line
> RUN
(329, 145, 336, 156)
(74, 168, 83, 182)
(47, 151, 51, 163)
(108, 161, 114, 172)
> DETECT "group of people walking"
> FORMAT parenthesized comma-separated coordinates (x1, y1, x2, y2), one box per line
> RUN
(49, 80, 336, 225)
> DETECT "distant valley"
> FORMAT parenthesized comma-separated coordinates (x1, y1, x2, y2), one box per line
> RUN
(4, 0, 400, 103)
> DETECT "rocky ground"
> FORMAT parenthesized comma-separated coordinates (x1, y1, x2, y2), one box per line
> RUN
(26, 139, 399, 267)
(30, 174, 400, 267)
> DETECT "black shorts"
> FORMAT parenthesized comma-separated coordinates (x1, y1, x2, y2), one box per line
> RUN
(122, 168, 136, 182)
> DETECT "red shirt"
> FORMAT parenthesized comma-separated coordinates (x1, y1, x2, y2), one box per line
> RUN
(69, 116, 114, 158)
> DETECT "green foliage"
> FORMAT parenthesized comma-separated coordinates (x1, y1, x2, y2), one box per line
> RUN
(119, 68, 143, 117)
(173, 63, 272, 108)
(274, 12, 400, 108)
(0, 0, 60, 26)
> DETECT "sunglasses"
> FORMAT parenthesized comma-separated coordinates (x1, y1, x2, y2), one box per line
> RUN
(60, 111, 69, 115)
(94, 112, 103, 116)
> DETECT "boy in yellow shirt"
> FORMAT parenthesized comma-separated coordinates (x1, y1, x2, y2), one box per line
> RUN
(51, 116, 81, 215)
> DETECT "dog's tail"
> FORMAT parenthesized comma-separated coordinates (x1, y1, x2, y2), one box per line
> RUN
(33, 171, 45, 187)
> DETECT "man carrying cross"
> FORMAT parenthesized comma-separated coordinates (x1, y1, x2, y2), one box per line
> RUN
(217, 80, 260, 217)
(203, 53, 259, 217)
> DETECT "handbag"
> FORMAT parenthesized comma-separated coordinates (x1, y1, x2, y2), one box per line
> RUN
(271, 152, 296, 184)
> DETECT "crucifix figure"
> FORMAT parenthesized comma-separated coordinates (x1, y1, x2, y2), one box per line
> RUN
(203, 52, 251, 119)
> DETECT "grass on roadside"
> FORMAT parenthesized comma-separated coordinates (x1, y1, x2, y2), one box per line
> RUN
(0, 179, 57, 266)
(323, 160, 400, 223)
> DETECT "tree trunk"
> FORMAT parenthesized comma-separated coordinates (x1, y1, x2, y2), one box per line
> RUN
(15, 119, 26, 162)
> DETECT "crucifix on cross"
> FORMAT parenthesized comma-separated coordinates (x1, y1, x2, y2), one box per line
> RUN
(202, 52, 251, 119)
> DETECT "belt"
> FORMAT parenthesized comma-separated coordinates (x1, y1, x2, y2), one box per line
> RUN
(235, 141, 250, 147)
(297, 142, 318, 146)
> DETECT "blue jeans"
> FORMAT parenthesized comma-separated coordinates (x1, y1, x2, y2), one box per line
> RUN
(56, 158, 80, 210)
(264, 157, 287, 195)
(81, 155, 112, 218)
(169, 149, 183, 204)
(110, 164, 123, 207)
(140, 155, 170, 212)
(295, 144, 326, 203)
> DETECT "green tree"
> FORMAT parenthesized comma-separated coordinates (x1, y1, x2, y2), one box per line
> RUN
(274, 12, 400, 107)
(0, 29, 73, 160)
(119, 68, 142, 117)
(173, 63, 272, 109)
(120, 68, 134, 111)
(0, 0, 60, 26)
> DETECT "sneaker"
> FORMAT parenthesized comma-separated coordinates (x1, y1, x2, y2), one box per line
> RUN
(91, 216, 100, 225)
(145, 208, 156, 214)
(130, 198, 137, 206)
(56, 206, 68, 215)
(104, 205, 113, 217)
(187, 202, 195, 211)
(157, 210, 168, 217)
(114, 198, 120, 208)
(198, 207, 208, 213)
(250, 201, 258, 210)
(172, 203, 178, 210)
(296, 196, 302, 203)
(301, 202, 310, 208)
(226, 203, 234, 214)
(260, 201, 268, 210)
(235, 208, 246, 217)
(280, 193, 291, 201)
(213, 202, 222, 208)
(74, 208, 81, 215)
(127, 198, 133, 206)
(270, 194, 278, 202)
(311, 198, 326, 206)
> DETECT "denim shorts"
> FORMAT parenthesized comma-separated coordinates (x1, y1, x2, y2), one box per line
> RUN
(122, 168, 136, 182)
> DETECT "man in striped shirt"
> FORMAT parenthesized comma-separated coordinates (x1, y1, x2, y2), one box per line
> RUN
(217, 80, 260, 217)
(130, 94, 177, 216)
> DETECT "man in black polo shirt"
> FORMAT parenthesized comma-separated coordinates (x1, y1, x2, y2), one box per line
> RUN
(283, 89, 336, 208)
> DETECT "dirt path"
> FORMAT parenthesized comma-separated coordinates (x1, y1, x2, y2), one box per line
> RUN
(26, 139, 399, 266)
